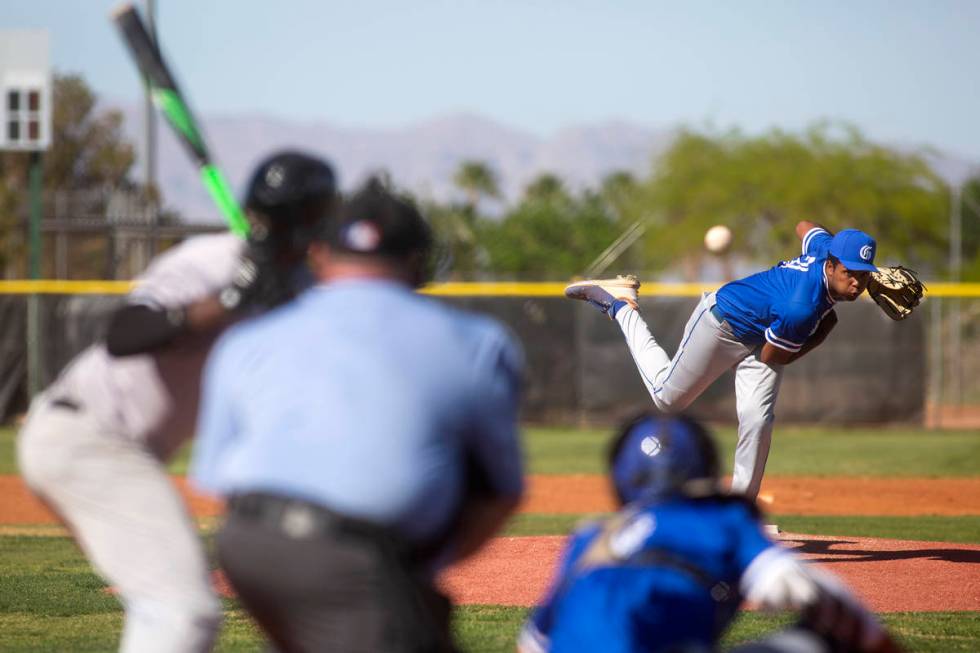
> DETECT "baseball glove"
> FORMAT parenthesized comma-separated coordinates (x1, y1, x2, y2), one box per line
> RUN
(867, 266, 926, 321)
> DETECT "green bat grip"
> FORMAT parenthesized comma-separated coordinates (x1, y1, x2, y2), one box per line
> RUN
(201, 165, 250, 237)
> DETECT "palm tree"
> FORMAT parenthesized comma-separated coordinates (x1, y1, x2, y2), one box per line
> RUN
(453, 160, 500, 212)
(522, 173, 565, 202)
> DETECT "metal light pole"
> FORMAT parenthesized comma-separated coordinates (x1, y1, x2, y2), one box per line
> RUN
(26, 151, 43, 397)
(949, 184, 963, 411)
(2, 30, 51, 397)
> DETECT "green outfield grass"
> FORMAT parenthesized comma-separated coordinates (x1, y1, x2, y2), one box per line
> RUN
(1, 606, 977, 652)
(2, 425, 978, 477)
(8, 513, 980, 546)
(457, 606, 980, 653)
(2, 423, 979, 650)
(771, 514, 980, 544)
(524, 424, 980, 476)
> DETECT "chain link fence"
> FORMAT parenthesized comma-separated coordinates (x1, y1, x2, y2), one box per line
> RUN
(4, 188, 222, 280)
(927, 296, 980, 427)
(0, 197, 975, 427)
(3, 288, 974, 428)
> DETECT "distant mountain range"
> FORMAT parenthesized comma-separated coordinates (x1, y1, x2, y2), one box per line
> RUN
(114, 106, 978, 223)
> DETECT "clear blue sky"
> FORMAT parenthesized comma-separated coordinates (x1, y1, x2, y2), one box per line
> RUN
(4, 0, 980, 157)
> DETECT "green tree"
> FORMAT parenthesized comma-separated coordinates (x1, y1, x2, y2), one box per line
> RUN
(636, 123, 950, 277)
(453, 160, 500, 211)
(420, 199, 485, 279)
(961, 176, 980, 281)
(481, 182, 619, 279)
(45, 74, 136, 189)
(522, 173, 564, 202)
(0, 73, 138, 274)
(426, 160, 502, 278)
(599, 170, 640, 220)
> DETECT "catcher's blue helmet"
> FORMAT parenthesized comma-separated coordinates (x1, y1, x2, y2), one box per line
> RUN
(608, 412, 720, 505)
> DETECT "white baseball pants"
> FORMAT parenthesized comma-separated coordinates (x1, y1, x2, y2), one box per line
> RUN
(17, 398, 221, 653)
(614, 293, 783, 498)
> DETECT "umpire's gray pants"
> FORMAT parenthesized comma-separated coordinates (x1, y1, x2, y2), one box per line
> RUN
(217, 496, 456, 653)
(614, 293, 783, 498)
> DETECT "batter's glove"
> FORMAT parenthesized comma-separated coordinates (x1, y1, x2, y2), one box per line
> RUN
(866, 266, 926, 321)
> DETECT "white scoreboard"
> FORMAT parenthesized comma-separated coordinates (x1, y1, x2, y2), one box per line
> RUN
(0, 30, 51, 152)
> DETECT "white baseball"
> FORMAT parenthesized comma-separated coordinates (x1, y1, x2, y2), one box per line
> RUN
(704, 225, 732, 254)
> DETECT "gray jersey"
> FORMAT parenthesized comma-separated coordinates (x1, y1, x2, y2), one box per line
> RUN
(46, 232, 244, 459)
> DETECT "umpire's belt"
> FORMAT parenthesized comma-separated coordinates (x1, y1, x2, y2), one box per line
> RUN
(228, 492, 408, 550)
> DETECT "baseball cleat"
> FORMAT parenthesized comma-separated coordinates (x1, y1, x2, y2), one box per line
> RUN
(564, 275, 640, 317)
(763, 524, 781, 537)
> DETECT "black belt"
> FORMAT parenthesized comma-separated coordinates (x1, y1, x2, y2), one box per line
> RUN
(709, 304, 726, 324)
(228, 493, 408, 551)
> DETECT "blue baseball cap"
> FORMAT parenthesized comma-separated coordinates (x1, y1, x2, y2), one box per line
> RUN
(828, 229, 878, 272)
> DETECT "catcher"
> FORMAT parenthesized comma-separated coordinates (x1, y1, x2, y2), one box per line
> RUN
(518, 411, 904, 653)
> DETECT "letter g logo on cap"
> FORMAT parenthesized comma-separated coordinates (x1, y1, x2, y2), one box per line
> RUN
(860, 245, 873, 261)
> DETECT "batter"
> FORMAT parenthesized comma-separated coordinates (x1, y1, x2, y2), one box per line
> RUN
(17, 150, 338, 653)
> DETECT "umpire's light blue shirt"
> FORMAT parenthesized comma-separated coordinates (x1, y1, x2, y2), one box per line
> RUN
(191, 279, 525, 542)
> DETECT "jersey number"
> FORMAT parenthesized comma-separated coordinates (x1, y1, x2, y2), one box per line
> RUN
(780, 255, 815, 272)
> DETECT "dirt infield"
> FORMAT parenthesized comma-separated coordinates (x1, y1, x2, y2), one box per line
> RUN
(0, 477, 223, 525)
(3, 474, 979, 525)
(438, 533, 980, 612)
(5, 473, 977, 614)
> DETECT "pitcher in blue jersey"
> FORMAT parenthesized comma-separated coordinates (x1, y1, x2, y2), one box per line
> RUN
(517, 413, 900, 653)
(565, 222, 877, 498)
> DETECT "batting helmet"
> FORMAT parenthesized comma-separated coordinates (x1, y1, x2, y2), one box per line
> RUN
(607, 412, 720, 505)
(244, 150, 339, 260)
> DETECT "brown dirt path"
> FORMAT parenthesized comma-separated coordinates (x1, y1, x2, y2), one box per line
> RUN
(437, 534, 980, 612)
(10, 469, 972, 614)
(0, 476, 223, 525)
(3, 474, 979, 525)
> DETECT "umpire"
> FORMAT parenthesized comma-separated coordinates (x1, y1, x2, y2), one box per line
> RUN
(190, 178, 525, 653)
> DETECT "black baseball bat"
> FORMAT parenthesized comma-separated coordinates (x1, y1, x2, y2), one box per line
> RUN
(111, 3, 249, 236)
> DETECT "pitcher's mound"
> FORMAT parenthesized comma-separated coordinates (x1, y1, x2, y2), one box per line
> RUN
(437, 533, 980, 612)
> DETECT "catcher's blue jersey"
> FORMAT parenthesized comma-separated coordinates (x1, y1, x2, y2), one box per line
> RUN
(524, 496, 773, 653)
(714, 227, 835, 352)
